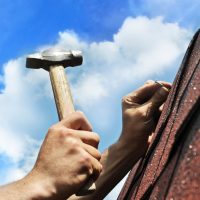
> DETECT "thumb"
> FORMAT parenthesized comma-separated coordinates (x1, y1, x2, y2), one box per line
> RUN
(144, 86, 169, 118)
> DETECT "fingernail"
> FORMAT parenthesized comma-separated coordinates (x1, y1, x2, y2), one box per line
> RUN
(159, 87, 169, 96)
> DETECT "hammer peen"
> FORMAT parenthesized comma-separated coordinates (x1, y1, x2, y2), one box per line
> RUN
(26, 48, 96, 196)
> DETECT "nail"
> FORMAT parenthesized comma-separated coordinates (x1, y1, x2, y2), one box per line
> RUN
(155, 80, 170, 91)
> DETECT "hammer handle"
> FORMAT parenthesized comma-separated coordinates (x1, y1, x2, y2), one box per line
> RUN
(49, 65, 96, 196)
(49, 65, 75, 119)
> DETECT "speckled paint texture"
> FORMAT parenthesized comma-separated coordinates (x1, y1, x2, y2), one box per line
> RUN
(118, 29, 200, 200)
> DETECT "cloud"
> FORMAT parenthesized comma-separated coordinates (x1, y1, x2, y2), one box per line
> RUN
(71, 74, 108, 109)
(0, 57, 49, 183)
(0, 136, 41, 185)
(128, 0, 200, 31)
(52, 16, 191, 109)
(0, 16, 192, 199)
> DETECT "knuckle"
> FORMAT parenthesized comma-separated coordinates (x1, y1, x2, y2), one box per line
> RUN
(98, 164, 103, 173)
(80, 152, 91, 164)
(60, 128, 73, 138)
(122, 95, 130, 105)
(75, 110, 85, 118)
(136, 108, 147, 119)
(122, 94, 138, 106)
(75, 111, 88, 124)
(88, 167, 93, 176)
(48, 125, 58, 133)
(145, 79, 154, 85)
(67, 138, 81, 153)
(77, 152, 93, 176)
(47, 126, 59, 137)
(93, 132, 100, 143)
(96, 150, 102, 161)
(70, 139, 81, 149)
(93, 163, 102, 180)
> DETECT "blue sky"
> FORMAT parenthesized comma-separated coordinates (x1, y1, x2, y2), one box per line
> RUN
(0, 0, 199, 199)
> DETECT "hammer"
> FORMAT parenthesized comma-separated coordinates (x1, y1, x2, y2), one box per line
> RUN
(26, 48, 95, 196)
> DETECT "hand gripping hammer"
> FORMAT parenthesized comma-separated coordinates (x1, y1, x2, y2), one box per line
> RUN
(26, 48, 95, 196)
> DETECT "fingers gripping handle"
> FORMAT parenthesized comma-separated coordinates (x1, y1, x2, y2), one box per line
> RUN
(49, 65, 96, 196)
(76, 177, 96, 196)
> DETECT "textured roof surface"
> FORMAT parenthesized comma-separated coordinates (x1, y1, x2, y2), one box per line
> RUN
(118, 29, 200, 200)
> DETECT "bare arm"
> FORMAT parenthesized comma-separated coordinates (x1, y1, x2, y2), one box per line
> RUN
(68, 141, 143, 200)
(0, 80, 171, 200)
(68, 80, 171, 200)
(0, 111, 102, 200)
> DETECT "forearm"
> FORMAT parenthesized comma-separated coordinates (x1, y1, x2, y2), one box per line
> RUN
(0, 172, 56, 200)
(68, 139, 143, 200)
(0, 179, 35, 200)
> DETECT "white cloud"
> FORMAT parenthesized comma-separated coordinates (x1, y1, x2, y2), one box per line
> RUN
(0, 127, 25, 162)
(1, 136, 41, 185)
(0, 16, 192, 199)
(71, 73, 108, 110)
(0, 58, 48, 181)
(128, 0, 200, 31)
(52, 16, 191, 108)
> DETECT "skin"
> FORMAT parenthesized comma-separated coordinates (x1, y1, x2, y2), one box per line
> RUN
(0, 80, 171, 200)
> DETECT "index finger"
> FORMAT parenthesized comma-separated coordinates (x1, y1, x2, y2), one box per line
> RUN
(130, 80, 171, 104)
(58, 111, 92, 131)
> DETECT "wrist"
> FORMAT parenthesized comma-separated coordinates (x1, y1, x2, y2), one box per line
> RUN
(20, 170, 58, 200)
(118, 133, 147, 160)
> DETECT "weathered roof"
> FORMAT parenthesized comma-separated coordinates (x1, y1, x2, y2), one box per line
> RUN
(118, 29, 200, 200)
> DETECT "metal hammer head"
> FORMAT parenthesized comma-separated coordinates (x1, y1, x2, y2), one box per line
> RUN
(26, 48, 83, 71)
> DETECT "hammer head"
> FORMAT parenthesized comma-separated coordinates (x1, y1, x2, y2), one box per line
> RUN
(26, 48, 83, 71)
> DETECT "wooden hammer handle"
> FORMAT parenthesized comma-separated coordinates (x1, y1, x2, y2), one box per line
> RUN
(49, 65, 96, 196)
(49, 65, 75, 119)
